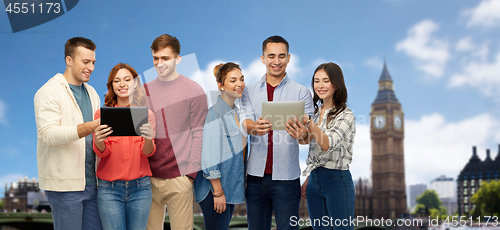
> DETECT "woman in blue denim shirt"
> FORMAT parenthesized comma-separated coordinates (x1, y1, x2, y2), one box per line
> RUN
(194, 62, 247, 230)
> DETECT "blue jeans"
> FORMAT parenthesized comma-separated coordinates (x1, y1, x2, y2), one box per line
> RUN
(97, 176, 152, 230)
(45, 185, 103, 230)
(199, 191, 235, 230)
(306, 168, 355, 230)
(246, 174, 300, 230)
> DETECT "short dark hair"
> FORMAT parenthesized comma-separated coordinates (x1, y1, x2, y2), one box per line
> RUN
(151, 34, 181, 56)
(262, 35, 289, 54)
(64, 37, 96, 60)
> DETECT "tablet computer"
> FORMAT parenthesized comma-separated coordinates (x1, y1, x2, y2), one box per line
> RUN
(100, 107, 148, 136)
(262, 101, 305, 130)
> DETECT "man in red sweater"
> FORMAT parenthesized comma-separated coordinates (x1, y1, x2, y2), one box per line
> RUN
(144, 34, 208, 230)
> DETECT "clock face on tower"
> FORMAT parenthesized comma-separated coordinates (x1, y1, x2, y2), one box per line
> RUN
(374, 115, 386, 129)
(394, 115, 402, 130)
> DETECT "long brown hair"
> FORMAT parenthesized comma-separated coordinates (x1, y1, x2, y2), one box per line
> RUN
(104, 63, 146, 107)
(311, 62, 348, 127)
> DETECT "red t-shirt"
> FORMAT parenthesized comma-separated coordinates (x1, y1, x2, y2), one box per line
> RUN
(264, 83, 277, 174)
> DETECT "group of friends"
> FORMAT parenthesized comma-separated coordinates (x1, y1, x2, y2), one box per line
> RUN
(34, 34, 356, 230)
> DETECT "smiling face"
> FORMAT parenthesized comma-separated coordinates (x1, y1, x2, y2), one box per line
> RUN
(67, 46, 96, 85)
(219, 69, 245, 99)
(152, 46, 181, 81)
(313, 69, 337, 101)
(261, 42, 290, 79)
(112, 68, 136, 100)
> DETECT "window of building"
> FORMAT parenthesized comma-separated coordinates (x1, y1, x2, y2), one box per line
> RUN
(471, 180, 475, 186)
(471, 188, 475, 194)
(464, 188, 468, 195)
(463, 180, 467, 186)
(479, 179, 483, 185)
(464, 197, 468, 204)
(465, 205, 469, 212)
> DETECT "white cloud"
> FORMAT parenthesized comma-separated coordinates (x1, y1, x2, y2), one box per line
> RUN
(0, 98, 7, 125)
(455, 36, 476, 52)
(197, 59, 227, 92)
(350, 122, 372, 182)
(405, 113, 500, 186)
(471, 41, 491, 61)
(396, 20, 450, 78)
(345, 113, 500, 190)
(286, 53, 302, 80)
(464, 0, 500, 28)
(363, 56, 384, 69)
(449, 50, 500, 97)
(240, 58, 266, 85)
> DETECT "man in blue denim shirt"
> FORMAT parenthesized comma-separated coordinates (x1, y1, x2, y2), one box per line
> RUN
(241, 35, 314, 230)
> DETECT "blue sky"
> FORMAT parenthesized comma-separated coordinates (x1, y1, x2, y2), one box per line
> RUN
(1, 0, 500, 204)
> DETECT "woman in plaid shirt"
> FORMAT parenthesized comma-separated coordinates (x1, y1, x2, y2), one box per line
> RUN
(286, 62, 356, 230)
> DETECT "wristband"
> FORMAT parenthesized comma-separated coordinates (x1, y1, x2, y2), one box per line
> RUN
(213, 190, 224, 197)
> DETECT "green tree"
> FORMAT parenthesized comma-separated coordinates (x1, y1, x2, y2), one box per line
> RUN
(416, 190, 442, 209)
(472, 180, 500, 217)
(415, 190, 449, 218)
(412, 204, 426, 215)
(0, 199, 3, 210)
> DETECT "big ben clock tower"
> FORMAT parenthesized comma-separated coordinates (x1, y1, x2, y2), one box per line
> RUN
(370, 61, 407, 219)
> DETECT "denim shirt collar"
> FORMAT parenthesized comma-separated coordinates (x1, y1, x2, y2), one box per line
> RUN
(214, 95, 238, 116)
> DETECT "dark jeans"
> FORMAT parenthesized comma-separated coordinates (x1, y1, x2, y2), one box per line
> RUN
(246, 174, 300, 230)
(199, 191, 235, 230)
(306, 168, 355, 230)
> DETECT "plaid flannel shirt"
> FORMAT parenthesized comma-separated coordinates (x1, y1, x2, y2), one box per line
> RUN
(303, 105, 356, 177)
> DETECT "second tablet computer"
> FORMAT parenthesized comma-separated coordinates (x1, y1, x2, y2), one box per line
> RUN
(262, 101, 305, 130)
(100, 107, 148, 136)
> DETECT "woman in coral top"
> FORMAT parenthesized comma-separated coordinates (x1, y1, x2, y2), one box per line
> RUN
(93, 63, 156, 230)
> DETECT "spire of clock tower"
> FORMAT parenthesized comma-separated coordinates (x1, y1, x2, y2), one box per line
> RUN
(373, 60, 400, 105)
